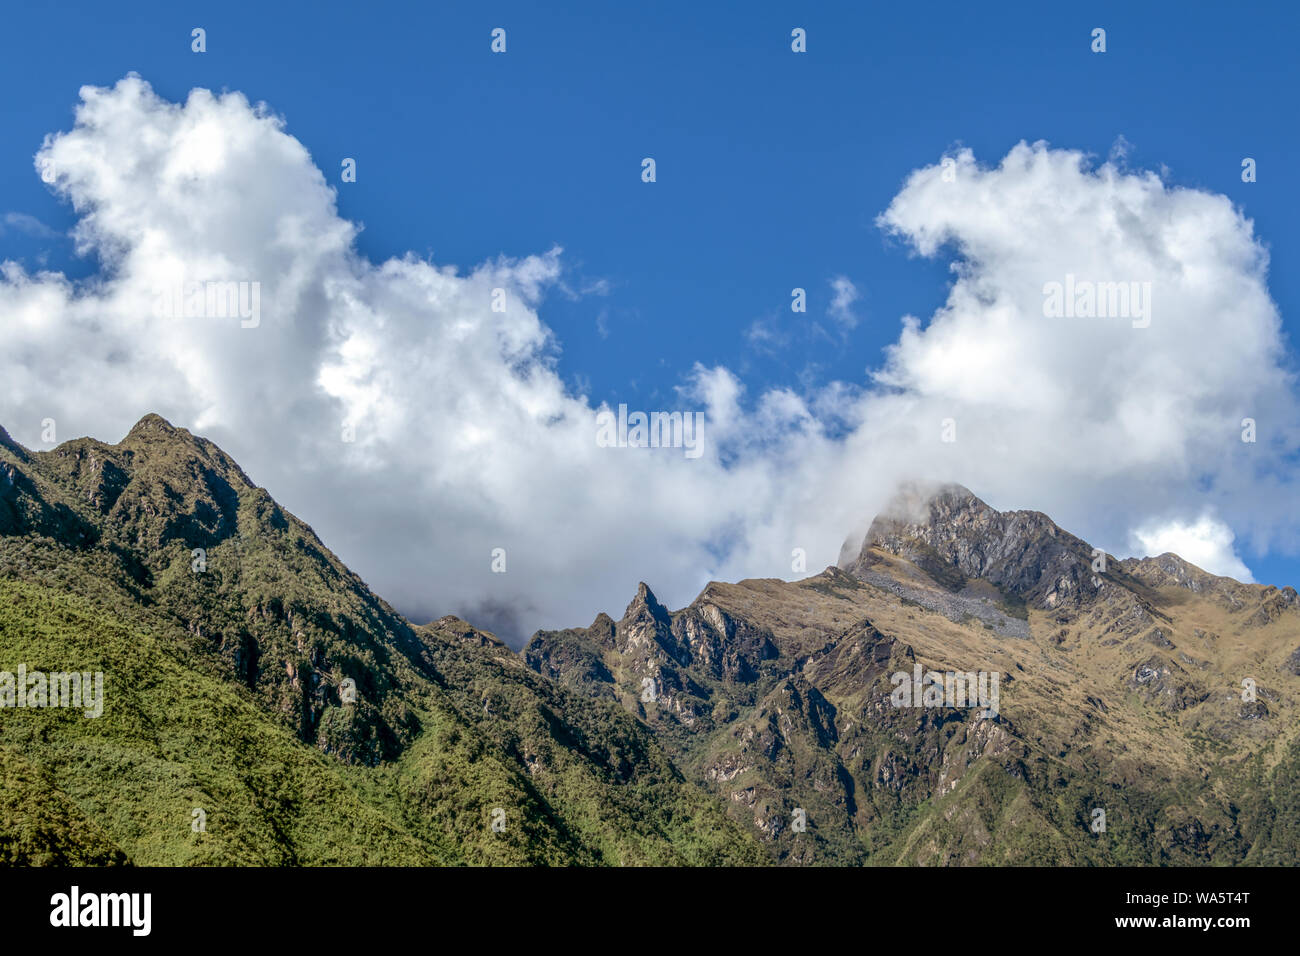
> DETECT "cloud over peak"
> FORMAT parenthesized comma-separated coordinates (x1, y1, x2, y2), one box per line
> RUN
(3, 80, 1295, 641)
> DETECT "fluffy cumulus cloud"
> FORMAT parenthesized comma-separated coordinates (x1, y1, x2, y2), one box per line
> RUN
(867, 144, 1298, 572)
(2, 77, 1296, 642)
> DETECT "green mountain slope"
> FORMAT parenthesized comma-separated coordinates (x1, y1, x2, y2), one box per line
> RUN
(0, 416, 762, 865)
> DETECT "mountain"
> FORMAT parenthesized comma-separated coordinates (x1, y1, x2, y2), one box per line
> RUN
(0, 416, 761, 865)
(526, 482, 1300, 864)
(4, 419, 1299, 866)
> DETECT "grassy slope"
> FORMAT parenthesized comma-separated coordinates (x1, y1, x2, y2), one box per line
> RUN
(0, 578, 441, 864)
(0, 418, 764, 866)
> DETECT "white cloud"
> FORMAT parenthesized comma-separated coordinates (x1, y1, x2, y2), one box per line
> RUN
(1130, 514, 1255, 581)
(2, 80, 1296, 642)
(862, 143, 1298, 573)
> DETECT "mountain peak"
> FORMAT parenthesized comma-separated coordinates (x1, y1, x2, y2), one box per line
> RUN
(126, 413, 189, 442)
(120, 413, 219, 462)
(840, 480, 1003, 569)
(864, 481, 990, 539)
(622, 581, 670, 624)
(632, 580, 662, 606)
(842, 480, 1097, 609)
(117, 413, 253, 486)
(0, 423, 23, 457)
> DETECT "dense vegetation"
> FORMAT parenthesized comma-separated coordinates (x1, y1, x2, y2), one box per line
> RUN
(0, 416, 762, 865)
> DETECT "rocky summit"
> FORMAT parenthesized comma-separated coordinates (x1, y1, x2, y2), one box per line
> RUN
(3, 417, 1300, 865)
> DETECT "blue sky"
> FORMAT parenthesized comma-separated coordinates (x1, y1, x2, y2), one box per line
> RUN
(1, 0, 1298, 627)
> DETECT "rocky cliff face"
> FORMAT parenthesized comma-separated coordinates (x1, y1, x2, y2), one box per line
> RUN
(843, 482, 1106, 611)
(528, 482, 1300, 865)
